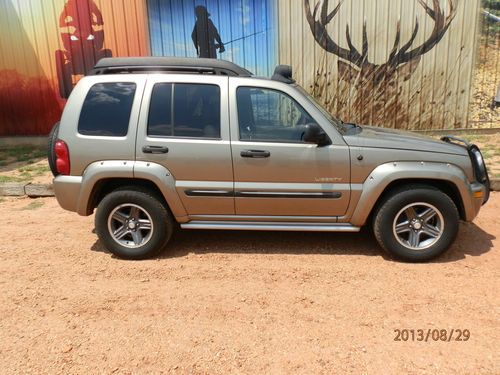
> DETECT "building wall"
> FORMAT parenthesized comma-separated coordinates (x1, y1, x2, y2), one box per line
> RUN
(280, 0, 480, 130)
(0, 0, 480, 135)
(0, 0, 150, 136)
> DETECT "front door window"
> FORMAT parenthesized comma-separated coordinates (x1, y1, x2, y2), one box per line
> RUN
(236, 86, 318, 143)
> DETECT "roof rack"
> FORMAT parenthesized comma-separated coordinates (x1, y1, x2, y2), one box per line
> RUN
(91, 57, 253, 77)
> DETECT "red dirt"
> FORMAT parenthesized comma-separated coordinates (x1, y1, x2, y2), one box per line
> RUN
(1, 194, 499, 374)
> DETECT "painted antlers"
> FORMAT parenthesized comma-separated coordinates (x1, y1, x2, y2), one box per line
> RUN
(304, 0, 457, 69)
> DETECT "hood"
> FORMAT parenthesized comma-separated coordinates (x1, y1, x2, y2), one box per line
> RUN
(343, 125, 468, 156)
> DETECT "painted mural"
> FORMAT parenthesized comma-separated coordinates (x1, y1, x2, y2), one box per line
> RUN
(304, 0, 457, 127)
(279, 0, 480, 130)
(147, 0, 278, 76)
(0, 0, 482, 135)
(0, 0, 149, 136)
(56, 0, 113, 98)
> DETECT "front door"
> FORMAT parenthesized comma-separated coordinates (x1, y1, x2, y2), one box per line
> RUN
(136, 75, 234, 215)
(229, 80, 351, 218)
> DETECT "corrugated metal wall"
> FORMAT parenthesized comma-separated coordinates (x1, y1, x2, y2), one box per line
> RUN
(0, 0, 149, 136)
(279, 0, 482, 130)
(469, 1, 500, 128)
(0, 0, 497, 136)
(147, 0, 278, 76)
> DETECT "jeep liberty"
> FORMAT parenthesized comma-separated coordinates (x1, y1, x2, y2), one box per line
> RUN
(48, 57, 490, 261)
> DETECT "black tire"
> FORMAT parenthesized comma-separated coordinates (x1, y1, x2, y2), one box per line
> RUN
(373, 185, 459, 262)
(95, 187, 174, 260)
(47, 122, 60, 177)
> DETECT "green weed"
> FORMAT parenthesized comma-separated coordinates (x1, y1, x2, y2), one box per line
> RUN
(21, 200, 44, 210)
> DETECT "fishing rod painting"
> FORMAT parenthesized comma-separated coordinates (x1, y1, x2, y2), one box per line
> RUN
(147, 0, 278, 76)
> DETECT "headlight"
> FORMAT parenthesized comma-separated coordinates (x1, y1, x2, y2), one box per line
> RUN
(469, 146, 488, 184)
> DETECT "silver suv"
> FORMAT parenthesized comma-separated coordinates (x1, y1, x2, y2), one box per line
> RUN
(49, 57, 490, 261)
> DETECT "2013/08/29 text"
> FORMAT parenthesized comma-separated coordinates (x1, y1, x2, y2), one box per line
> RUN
(394, 329, 470, 342)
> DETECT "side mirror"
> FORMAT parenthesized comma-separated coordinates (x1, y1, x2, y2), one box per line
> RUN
(302, 123, 330, 146)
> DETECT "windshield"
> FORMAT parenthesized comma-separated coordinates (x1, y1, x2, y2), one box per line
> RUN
(295, 85, 345, 133)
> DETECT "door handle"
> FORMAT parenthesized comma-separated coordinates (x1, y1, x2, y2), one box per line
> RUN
(142, 145, 169, 154)
(240, 149, 271, 158)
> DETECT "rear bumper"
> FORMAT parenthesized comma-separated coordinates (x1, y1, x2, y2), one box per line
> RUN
(53, 175, 83, 213)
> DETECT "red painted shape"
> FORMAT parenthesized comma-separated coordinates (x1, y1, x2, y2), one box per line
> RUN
(0, 70, 63, 136)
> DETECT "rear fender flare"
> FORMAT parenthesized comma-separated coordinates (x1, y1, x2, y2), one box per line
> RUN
(76, 161, 187, 220)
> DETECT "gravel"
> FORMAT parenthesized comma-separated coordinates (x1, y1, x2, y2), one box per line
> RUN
(1, 195, 499, 374)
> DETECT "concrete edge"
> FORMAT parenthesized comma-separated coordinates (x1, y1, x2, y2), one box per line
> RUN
(0, 136, 48, 148)
(0, 183, 54, 197)
(1, 180, 500, 198)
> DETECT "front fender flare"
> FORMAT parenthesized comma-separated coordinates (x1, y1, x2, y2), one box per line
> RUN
(349, 161, 474, 226)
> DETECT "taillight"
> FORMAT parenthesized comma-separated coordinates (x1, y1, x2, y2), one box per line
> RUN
(54, 140, 70, 175)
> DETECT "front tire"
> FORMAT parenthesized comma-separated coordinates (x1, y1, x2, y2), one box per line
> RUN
(373, 185, 459, 262)
(95, 187, 173, 260)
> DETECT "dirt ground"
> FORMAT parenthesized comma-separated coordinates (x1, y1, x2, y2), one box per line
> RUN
(0, 194, 498, 374)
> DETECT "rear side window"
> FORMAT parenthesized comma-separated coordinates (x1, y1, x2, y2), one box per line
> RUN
(78, 82, 136, 136)
(148, 83, 220, 138)
(147, 83, 173, 137)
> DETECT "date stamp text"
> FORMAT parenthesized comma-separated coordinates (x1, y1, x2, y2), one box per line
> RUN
(394, 329, 470, 342)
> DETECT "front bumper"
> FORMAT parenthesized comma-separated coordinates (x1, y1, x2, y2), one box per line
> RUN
(467, 182, 489, 222)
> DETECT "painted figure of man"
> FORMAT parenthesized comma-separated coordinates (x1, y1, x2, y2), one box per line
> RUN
(191, 6, 225, 58)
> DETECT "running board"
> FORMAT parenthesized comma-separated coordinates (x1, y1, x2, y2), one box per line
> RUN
(180, 221, 361, 232)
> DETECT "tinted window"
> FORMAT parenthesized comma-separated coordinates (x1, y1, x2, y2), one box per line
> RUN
(78, 83, 136, 136)
(148, 83, 173, 136)
(237, 87, 317, 142)
(147, 83, 220, 138)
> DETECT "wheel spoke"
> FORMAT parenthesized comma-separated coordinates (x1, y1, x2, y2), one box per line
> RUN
(108, 203, 154, 249)
(130, 206, 140, 220)
(131, 230, 143, 245)
(393, 202, 444, 250)
(405, 207, 417, 220)
(395, 221, 411, 234)
(420, 208, 436, 222)
(113, 225, 130, 240)
(138, 219, 151, 230)
(408, 230, 420, 248)
(111, 210, 128, 224)
(422, 224, 441, 238)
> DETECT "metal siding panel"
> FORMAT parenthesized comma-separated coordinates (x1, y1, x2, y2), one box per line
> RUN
(279, 0, 484, 130)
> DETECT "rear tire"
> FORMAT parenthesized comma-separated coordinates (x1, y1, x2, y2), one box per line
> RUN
(373, 185, 459, 262)
(95, 187, 174, 260)
(47, 122, 60, 177)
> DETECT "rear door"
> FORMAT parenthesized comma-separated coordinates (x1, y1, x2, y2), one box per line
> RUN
(136, 74, 234, 215)
(229, 78, 351, 218)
